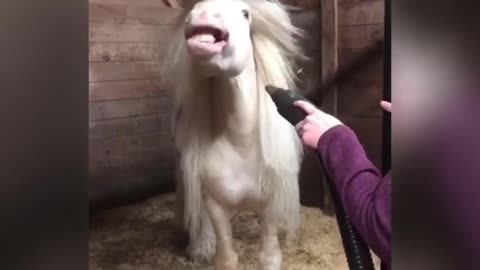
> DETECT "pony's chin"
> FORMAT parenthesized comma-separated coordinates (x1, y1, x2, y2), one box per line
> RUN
(193, 63, 243, 78)
(191, 57, 244, 78)
(192, 63, 224, 78)
(187, 39, 226, 57)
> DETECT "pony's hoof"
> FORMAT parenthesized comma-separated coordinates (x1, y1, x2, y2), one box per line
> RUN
(187, 241, 216, 263)
(258, 250, 282, 270)
(214, 252, 238, 270)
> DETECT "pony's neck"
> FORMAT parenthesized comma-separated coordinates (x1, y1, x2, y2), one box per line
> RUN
(210, 57, 258, 147)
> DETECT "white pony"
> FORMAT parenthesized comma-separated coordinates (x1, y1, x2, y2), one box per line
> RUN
(163, 0, 305, 269)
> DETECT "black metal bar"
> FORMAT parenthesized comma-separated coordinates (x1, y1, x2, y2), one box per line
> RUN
(380, 1, 391, 269)
(382, 0, 391, 175)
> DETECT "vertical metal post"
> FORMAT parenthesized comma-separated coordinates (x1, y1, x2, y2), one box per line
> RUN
(382, 0, 391, 176)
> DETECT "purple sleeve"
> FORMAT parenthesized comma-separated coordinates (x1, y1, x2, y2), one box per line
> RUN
(316, 125, 391, 263)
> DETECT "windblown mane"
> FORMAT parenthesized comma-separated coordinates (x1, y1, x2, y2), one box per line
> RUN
(162, 0, 306, 238)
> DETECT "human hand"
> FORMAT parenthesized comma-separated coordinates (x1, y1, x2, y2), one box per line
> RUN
(380, 101, 391, 112)
(293, 100, 343, 149)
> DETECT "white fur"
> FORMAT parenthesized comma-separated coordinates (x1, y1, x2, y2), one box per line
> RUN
(163, 1, 305, 269)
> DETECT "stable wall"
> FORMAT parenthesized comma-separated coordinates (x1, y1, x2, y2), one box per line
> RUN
(337, 0, 385, 168)
(288, 0, 386, 209)
(88, 0, 182, 207)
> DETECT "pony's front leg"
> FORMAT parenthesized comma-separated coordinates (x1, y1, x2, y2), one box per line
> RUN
(187, 205, 216, 263)
(205, 195, 238, 270)
(258, 212, 282, 270)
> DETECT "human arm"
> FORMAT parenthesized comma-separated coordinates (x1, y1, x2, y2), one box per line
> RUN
(294, 100, 391, 263)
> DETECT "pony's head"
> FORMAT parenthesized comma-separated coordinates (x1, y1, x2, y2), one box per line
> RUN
(164, 0, 304, 84)
(184, 0, 253, 77)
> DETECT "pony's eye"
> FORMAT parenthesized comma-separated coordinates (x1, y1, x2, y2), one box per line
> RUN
(242, 10, 249, 19)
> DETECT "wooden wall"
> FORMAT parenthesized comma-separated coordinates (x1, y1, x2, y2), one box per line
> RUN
(337, 0, 385, 168)
(88, 0, 183, 207)
(286, 0, 385, 210)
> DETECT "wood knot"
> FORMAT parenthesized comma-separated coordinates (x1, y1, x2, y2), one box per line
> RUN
(102, 54, 111, 62)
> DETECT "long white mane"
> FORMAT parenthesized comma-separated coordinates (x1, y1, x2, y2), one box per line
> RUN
(162, 0, 306, 239)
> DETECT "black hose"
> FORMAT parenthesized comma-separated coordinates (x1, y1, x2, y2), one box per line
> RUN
(317, 154, 375, 269)
(307, 40, 382, 268)
(267, 34, 385, 268)
(266, 83, 379, 269)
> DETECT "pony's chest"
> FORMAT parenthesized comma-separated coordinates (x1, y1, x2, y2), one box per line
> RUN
(202, 141, 263, 208)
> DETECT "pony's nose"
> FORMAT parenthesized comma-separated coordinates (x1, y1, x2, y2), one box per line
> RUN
(195, 9, 221, 22)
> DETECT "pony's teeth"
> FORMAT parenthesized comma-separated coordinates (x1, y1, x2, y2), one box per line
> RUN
(195, 34, 215, 43)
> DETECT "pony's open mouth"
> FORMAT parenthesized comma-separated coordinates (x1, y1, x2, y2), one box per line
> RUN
(184, 24, 229, 56)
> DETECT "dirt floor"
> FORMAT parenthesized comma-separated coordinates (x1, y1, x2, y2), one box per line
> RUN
(89, 193, 379, 270)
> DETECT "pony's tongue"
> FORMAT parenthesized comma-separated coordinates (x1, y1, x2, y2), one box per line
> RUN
(187, 33, 226, 56)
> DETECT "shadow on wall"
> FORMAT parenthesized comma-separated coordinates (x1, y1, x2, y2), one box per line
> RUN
(89, 156, 176, 214)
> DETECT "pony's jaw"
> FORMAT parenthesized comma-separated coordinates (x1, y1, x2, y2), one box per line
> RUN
(190, 48, 252, 78)
(186, 38, 227, 57)
(184, 0, 253, 78)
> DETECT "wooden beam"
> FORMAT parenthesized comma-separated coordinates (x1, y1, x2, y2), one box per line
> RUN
(90, 0, 170, 7)
(338, 0, 384, 26)
(89, 79, 167, 102)
(89, 42, 168, 63)
(89, 113, 171, 139)
(89, 96, 171, 121)
(320, 0, 338, 115)
(89, 22, 173, 43)
(89, 62, 162, 82)
(89, 3, 183, 25)
(339, 24, 384, 49)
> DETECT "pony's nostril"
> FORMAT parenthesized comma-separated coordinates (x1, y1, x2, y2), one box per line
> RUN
(198, 10, 209, 20)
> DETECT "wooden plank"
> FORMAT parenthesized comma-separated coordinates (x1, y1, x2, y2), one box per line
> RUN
(89, 132, 175, 170)
(89, 22, 174, 42)
(320, 0, 338, 114)
(290, 10, 320, 31)
(282, 0, 321, 9)
(89, 62, 162, 82)
(289, 10, 322, 53)
(339, 24, 384, 50)
(298, 27, 321, 52)
(89, 0, 170, 7)
(89, 96, 171, 121)
(338, 0, 379, 5)
(88, 153, 176, 209)
(338, 49, 383, 81)
(89, 3, 183, 25)
(89, 43, 167, 63)
(338, 0, 384, 26)
(89, 113, 171, 139)
(89, 79, 168, 101)
(338, 115, 382, 151)
(337, 79, 383, 117)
